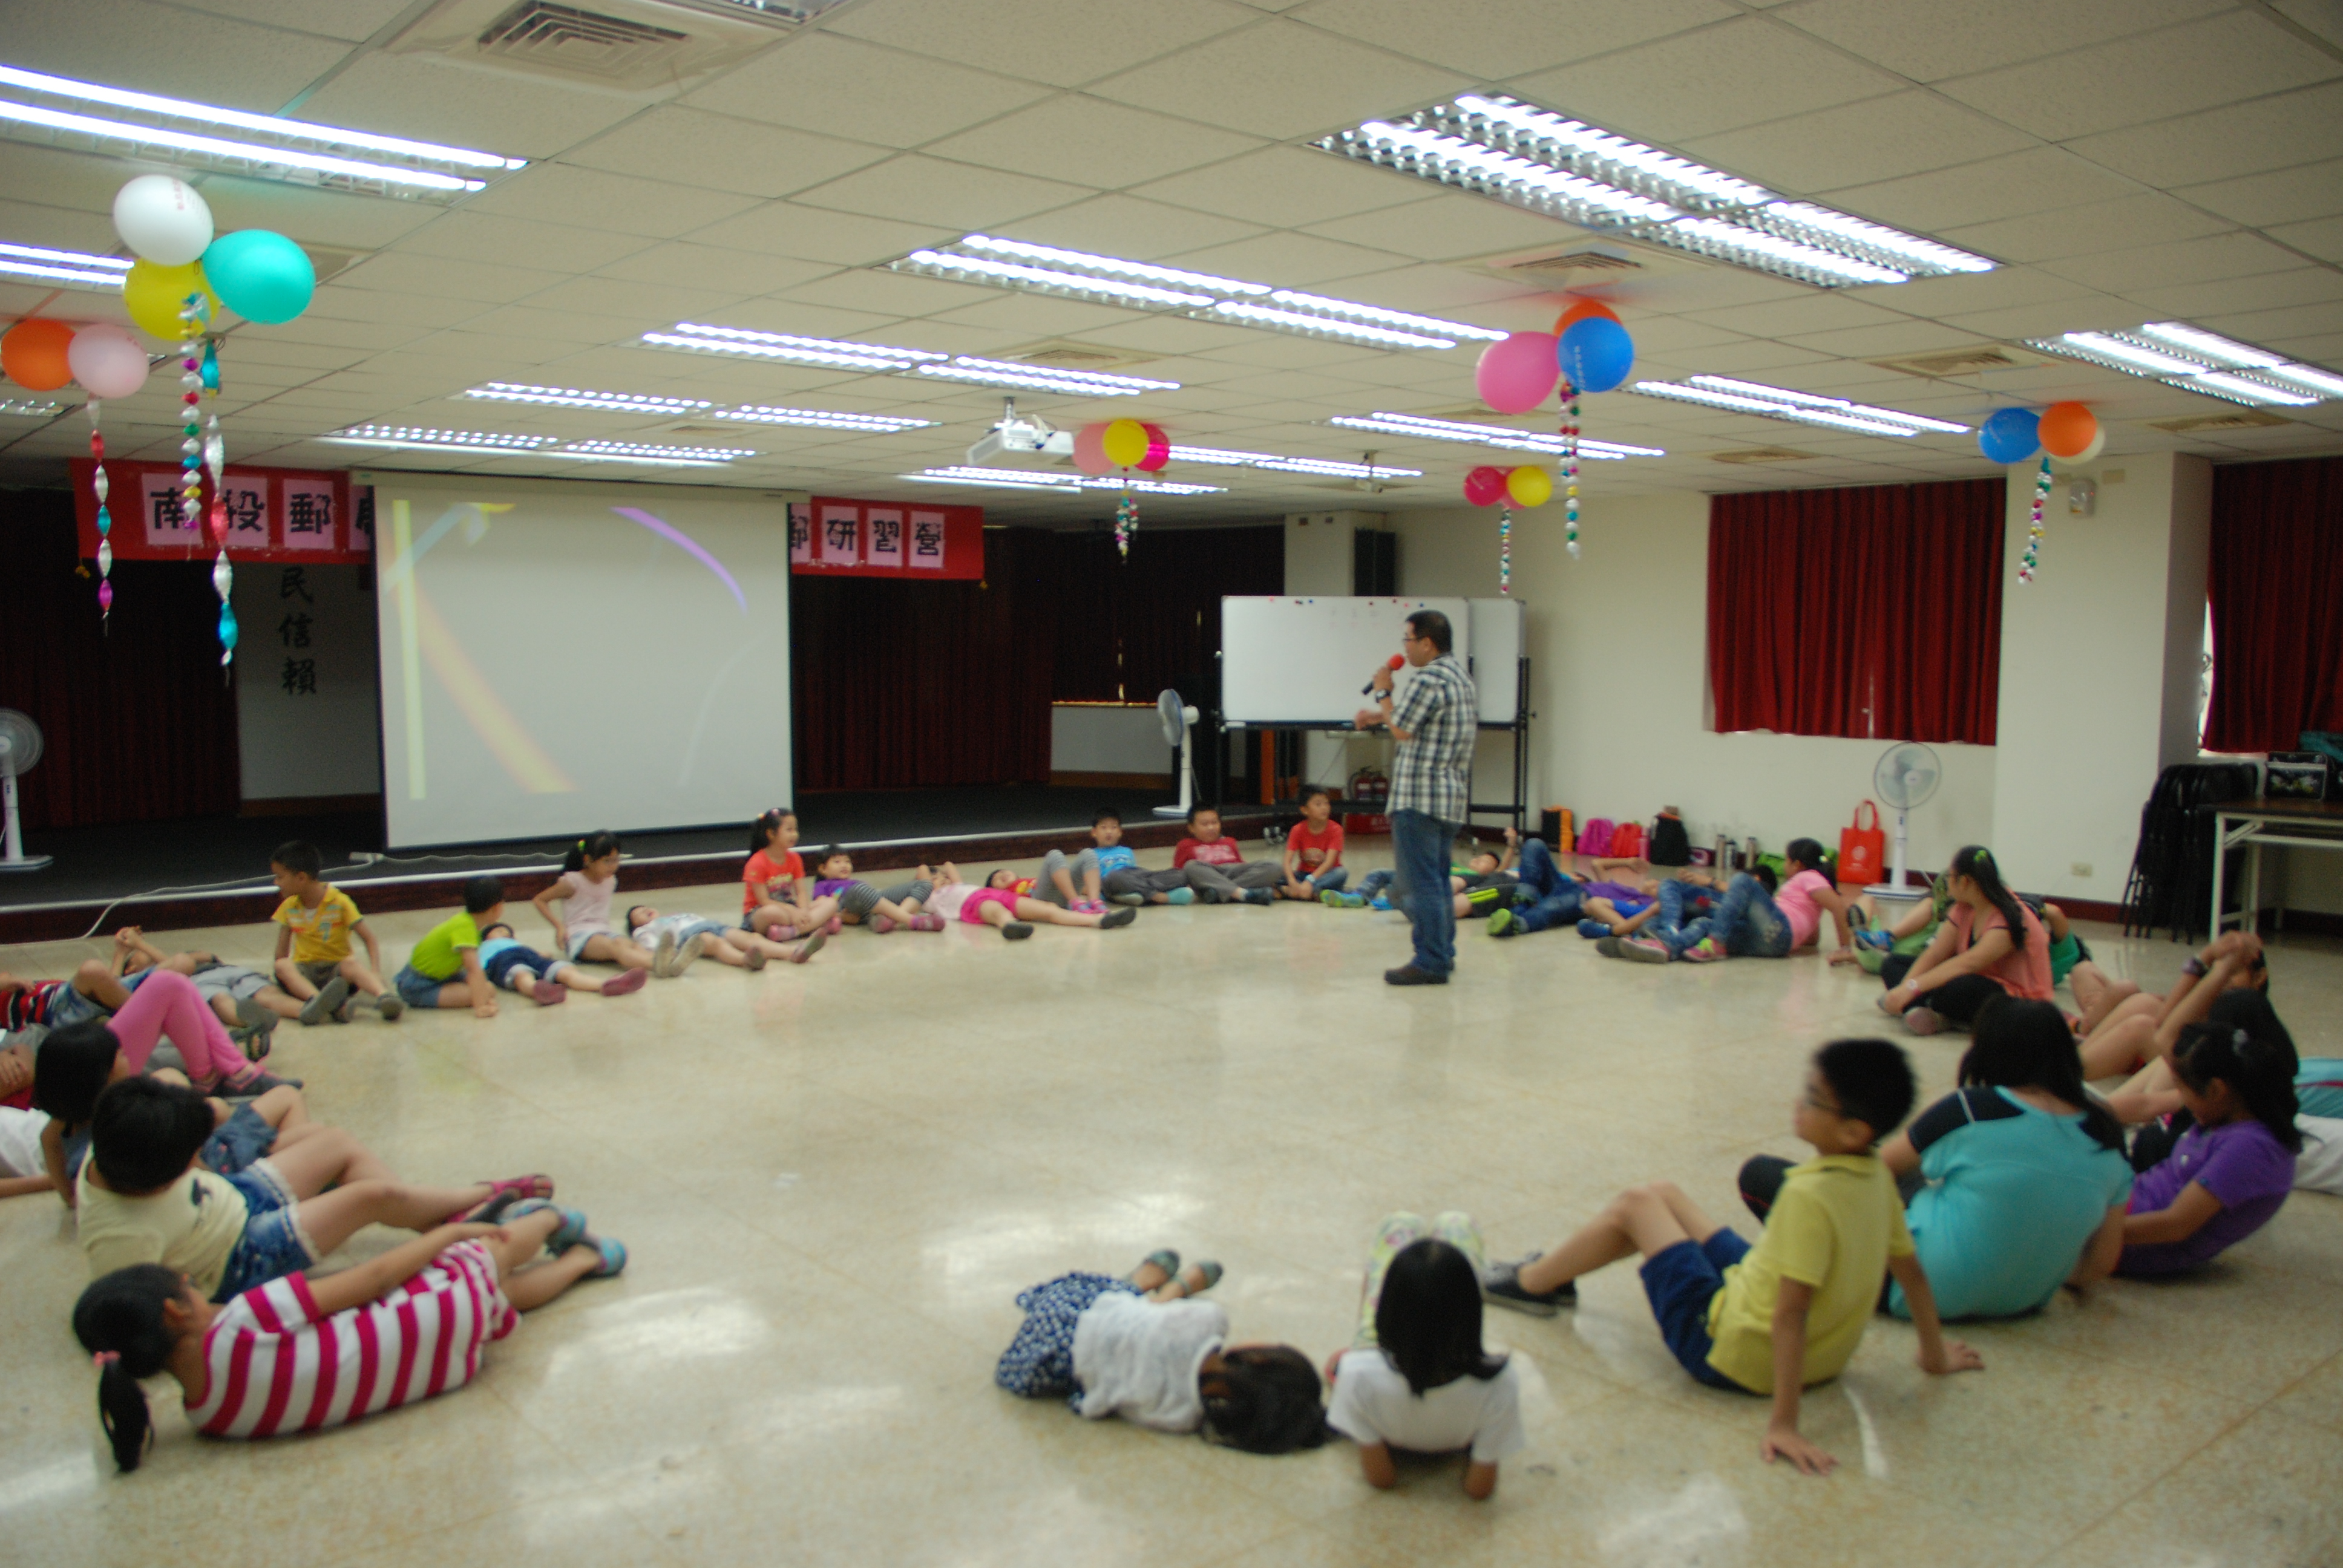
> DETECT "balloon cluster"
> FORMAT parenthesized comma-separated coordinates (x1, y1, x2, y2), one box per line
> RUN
(1073, 418, 1168, 558)
(1470, 301, 1633, 567)
(1978, 400, 2100, 584)
(1464, 465, 1552, 595)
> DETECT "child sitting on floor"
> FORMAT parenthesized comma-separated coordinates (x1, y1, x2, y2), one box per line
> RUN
(1281, 788, 1348, 900)
(395, 876, 513, 1017)
(995, 1249, 1326, 1452)
(267, 840, 400, 1024)
(1878, 846, 2051, 1034)
(2117, 1021, 2301, 1278)
(1324, 1212, 1522, 1500)
(1097, 809, 1208, 907)
(534, 832, 655, 976)
(475, 923, 649, 1006)
(1173, 806, 1286, 906)
(926, 864, 1138, 939)
(1634, 838, 1856, 965)
(1481, 1039, 1982, 1476)
(76, 1202, 621, 1470)
(806, 849, 945, 930)
(741, 809, 842, 944)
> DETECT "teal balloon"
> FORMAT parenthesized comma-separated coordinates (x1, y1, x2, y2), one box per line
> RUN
(202, 230, 314, 323)
(1979, 407, 2040, 464)
(1558, 316, 1634, 393)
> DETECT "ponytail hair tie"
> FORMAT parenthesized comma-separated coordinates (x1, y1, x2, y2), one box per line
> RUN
(93, 1351, 119, 1369)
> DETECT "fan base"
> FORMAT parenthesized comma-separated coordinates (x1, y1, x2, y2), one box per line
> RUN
(0, 854, 53, 872)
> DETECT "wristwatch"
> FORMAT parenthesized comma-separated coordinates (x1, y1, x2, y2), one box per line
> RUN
(2181, 956, 2207, 978)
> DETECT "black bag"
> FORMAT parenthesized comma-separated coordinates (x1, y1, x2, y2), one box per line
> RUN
(1648, 812, 1691, 866)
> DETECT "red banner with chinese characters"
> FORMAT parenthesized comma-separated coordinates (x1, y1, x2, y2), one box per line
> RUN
(789, 496, 983, 580)
(70, 460, 370, 564)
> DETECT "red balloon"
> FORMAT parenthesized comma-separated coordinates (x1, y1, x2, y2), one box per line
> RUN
(1072, 422, 1115, 476)
(2038, 400, 2097, 460)
(1463, 465, 1509, 506)
(1475, 331, 1561, 414)
(1, 318, 75, 391)
(1553, 298, 1620, 333)
(1137, 422, 1170, 472)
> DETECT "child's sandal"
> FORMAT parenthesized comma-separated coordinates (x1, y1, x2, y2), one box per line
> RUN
(583, 1235, 627, 1278)
(1182, 1261, 1224, 1295)
(1132, 1249, 1180, 1284)
(505, 1198, 591, 1254)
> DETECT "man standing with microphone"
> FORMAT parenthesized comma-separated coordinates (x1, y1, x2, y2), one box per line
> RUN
(1354, 609, 1476, 985)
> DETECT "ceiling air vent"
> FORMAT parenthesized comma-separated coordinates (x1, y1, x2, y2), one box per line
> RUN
(1869, 346, 2038, 379)
(2149, 409, 2292, 433)
(389, 0, 842, 91)
(1476, 237, 1705, 286)
(1011, 341, 1160, 372)
(1710, 446, 1818, 464)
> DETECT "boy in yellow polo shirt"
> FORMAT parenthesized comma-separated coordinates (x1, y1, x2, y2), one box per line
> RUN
(1480, 1038, 1982, 1475)
(268, 841, 401, 1025)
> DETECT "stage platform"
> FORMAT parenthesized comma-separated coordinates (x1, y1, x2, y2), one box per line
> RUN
(0, 786, 1281, 942)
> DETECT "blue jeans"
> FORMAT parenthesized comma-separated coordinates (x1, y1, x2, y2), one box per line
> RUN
(1390, 808, 1460, 975)
(1509, 838, 1584, 933)
(1650, 879, 1715, 955)
(1305, 866, 1350, 893)
(1357, 869, 1394, 899)
(1705, 873, 1794, 957)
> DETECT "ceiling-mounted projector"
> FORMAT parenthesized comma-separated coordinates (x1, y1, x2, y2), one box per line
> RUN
(968, 398, 1076, 465)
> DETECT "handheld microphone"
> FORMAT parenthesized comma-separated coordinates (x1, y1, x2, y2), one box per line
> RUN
(1360, 653, 1404, 696)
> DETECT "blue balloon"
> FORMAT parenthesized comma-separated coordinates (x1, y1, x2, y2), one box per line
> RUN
(1558, 315, 1634, 394)
(202, 230, 314, 324)
(1979, 407, 2040, 464)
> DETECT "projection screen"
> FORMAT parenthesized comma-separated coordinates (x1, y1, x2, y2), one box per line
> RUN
(372, 474, 796, 849)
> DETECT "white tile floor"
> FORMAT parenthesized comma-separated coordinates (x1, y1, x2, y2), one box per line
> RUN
(2, 846, 2338, 1567)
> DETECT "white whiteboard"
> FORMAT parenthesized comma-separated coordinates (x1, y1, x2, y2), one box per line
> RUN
(1220, 596, 1472, 725)
(1466, 597, 1524, 724)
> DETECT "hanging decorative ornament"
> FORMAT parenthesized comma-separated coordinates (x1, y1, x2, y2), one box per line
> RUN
(1560, 383, 1582, 558)
(200, 336, 220, 395)
(88, 399, 114, 626)
(1113, 482, 1136, 560)
(2019, 456, 2053, 584)
(1497, 506, 1513, 595)
(177, 295, 205, 546)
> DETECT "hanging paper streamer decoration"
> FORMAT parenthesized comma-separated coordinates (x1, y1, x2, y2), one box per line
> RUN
(1113, 482, 1136, 560)
(2019, 456, 2053, 584)
(1560, 385, 1582, 558)
(89, 400, 112, 624)
(1497, 506, 1512, 593)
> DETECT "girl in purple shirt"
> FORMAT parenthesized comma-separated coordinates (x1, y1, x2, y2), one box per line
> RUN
(2118, 1023, 2301, 1276)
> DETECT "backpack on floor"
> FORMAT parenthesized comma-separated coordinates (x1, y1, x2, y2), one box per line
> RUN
(1648, 811, 1691, 866)
(1609, 821, 1645, 858)
(1539, 806, 1575, 852)
(1577, 818, 1615, 857)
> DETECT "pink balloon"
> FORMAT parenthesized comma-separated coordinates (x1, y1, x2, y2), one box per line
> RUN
(1475, 331, 1560, 414)
(1137, 422, 1170, 472)
(1072, 421, 1115, 476)
(1463, 465, 1508, 506)
(67, 324, 150, 400)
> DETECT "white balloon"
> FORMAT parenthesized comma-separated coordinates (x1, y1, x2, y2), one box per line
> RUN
(2049, 429, 2106, 469)
(66, 325, 151, 399)
(113, 175, 214, 266)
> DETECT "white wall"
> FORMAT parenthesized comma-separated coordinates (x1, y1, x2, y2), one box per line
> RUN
(1050, 704, 1170, 776)
(233, 562, 383, 802)
(1391, 491, 1997, 874)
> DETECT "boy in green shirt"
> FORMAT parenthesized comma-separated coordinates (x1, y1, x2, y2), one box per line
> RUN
(392, 877, 506, 1019)
(1480, 1038, 1983, 1475)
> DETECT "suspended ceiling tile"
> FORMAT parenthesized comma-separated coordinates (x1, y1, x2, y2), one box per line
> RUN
(522, 275, 757, 324)
(1053, 316, 1265, 356)
(1652, 340, 1844, 376)
(1299, 193, 1588, 264)
(1162, 230, 1407, 287)
(263, 316, 434, 351)
(163, 0, 416, 41)
(923, 96, 1267, 191)
(1779, 0, 2229, 83)
(395, 212, 651, 272)
(1777, 319, 2002, 359)
(2193, 302, 2343, 348)
(303, 286, 483, 331)
(295, 53, 641, 163)
(1938, 193, 2236, 267)
(1504, 18, 1904, 145)
(333, 253, 569, 306)
(986, 196, 1268, 263)
(457, 303, 648, 345)
(1322, 264, 1549, 315)
(1879, 266, 2105, 318)
(186, 177, 443, 252)
(1087, 21, 1470, 142)
(560, 109, 894, 201)
(2124, 263, 2343, 319)
(652, 298, 899, 342)
(678, 35, 1052, 147)
(688, 204, 956, 267)
(1682, 92, 2036, 195)
(773, 269, 1002, 319)
(0, 142, 154, 217)
(1296, 0, 1730, 82)
(2, 0, 355, 109)
(2066, 82, 2343, 186)
(1191, 335, 1400, 371)
(822, 0, 1257, 88)
(215, 339, 376, 373)
(0, 197, 122, 253)
(2267, 214, 2343, 265)
(1934, 296, 2140, 341)
(2037, 230, 2309, 294)
(1680, 292, 1910, 338)
(385, 331, 588, 369)
(1938, 12, 2339, 144)
(1812, 148, 2148, 236)
(1132, 145, 1431, 229)
(917, 293, 1153, 336)
(465, 164, 763, 241)
(2171, 159, 2343, 229)
(597, 244, 836, 298)
(790, 155, 1094, 232)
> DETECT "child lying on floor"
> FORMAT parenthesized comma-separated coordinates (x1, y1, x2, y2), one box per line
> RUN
(808, 849, 945, 929)
(624, 907, 764, 975)
(474, 924, 650, 1005)
(926, 864, 1138, 939)
(76, 1201, 623, 1470)
(1331, 832, 1519, 915)
(994, 1249, 1326, 1452)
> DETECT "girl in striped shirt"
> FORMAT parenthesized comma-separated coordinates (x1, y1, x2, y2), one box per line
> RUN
(73, 1203, 623, 1471)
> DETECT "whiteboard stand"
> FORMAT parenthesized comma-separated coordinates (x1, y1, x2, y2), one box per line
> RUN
(1466, 654, 1533, 837)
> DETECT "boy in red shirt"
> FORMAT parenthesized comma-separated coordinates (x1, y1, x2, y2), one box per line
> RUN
(1173, 806, 1284, 906)
(1281, 787, 1348, 901)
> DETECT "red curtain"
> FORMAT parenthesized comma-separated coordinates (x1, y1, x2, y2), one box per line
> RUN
(0, 487, 242, 828)
(1708, 478, 2005, 744)
(2203, 456, 2343, 754)
(1049, 526, 1285, 702)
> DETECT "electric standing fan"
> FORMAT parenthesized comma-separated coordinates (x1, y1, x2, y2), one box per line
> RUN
(1155, 688, 1199, 819)
(1867, 740, 1939, 901)
(0, 710, 51, 872)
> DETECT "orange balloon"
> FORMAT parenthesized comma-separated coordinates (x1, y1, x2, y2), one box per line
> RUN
(1, 318, 75, 391)
(1553, 298, 1620, 333)
(2038, 400, 2097, 460)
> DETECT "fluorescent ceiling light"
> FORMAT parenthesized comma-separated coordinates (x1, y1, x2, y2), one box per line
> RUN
(709, 405, 935, 431)
(0, 64, 522, 197)
(1327, 411, 1665, 460)
(0, 240, 128, 289)
(1687, 376, 1969, 434)
(889, 234, 1504, 351)
(561, 440, 754, 465)
(322, 426, 750, 465)
(2027, 324, 2336, 407)
(1630, 381, 1926, 437)
(1167, 445, 1423, 480)
(912, 356, 1177, 397)
(902, 466, 1223, 495)
(0, 396, 65, 417)
(1314, 95, 1994, 289)
(464, 383, 712, 415)
(643, 324, 947, 371)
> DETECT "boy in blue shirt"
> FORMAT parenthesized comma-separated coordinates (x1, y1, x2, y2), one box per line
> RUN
(1097, 807, 1203, 907)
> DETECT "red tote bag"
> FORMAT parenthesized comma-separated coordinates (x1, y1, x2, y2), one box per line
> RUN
(1838, 801, 1885, 886)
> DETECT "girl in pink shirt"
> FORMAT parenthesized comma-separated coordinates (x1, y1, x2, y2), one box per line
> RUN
(924, 864, 1138, 940)
(1879, 846, 2052, 1035)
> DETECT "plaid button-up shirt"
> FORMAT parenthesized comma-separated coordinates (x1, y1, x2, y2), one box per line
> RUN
(1386, 653, 1476, 824)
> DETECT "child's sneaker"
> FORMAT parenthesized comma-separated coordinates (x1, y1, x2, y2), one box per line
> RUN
(825, 916, 843, 936)
(529, 975, 568, 1006)
(375, 993, 405, 1021)
(600, 967, 648, 996)
(333, 992, 361, 1024)
(1073, 899, 1107, 915)
(1576, 918, 1610, 939)
(1099, 907, 1136, 929)
(1902, 1005, 1947, 1036)
(1165, 888, 1195, 906)
(232, 997, 278, 1060)
(1486, 907, 1518, 938)
(1369, 894, 1393, 912)
(788, 930, 827, 963)
(298, 977, 350, 1026)
(650, 927, 678, 979)
(1481, 1258, 1576, 1316)
(670, 932, 705, 977)
(1616, 936, 1671, 963)
(1242, 887, 1274, 906)
(741, 944, 767, 970)
(1112, 892, 1145, 907)
(869, 915, 896, 933)
(908, 915, 946, 932)
(1680, 936, 1726, 963)
(1001, 921, 1034, 940)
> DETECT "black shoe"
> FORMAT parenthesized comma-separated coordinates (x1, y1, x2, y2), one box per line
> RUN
(1384, 965, 1449, 985)
(1099, 907, 1136, 929)
(1481, 1260, 1575, 1316)
(1001, 921, 1034, 941)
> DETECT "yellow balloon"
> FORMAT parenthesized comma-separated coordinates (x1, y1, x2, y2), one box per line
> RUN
(124, 259, 219, 340)
(1101, 417, 1149, 469)
(1506, 465, 1553, 507)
